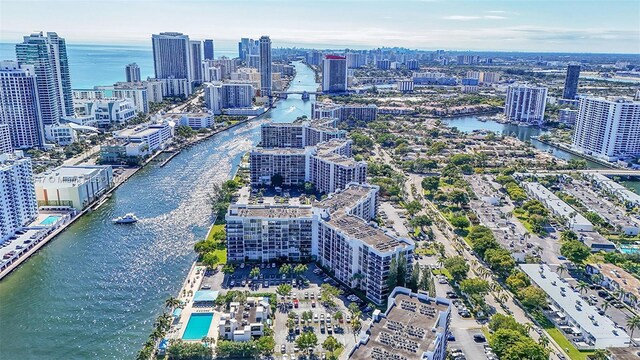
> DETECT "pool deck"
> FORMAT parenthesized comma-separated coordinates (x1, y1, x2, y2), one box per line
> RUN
(166, 264, 219, 341)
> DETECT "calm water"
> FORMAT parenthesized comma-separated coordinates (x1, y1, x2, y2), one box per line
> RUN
(443, 116, 605, 168)
(0, 61, 317, 359)
(0, 43, 237, 88)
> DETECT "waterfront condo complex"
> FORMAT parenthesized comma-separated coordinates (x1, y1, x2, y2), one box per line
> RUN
(0, 152, 38, 243)
(229, 119, 414, 305)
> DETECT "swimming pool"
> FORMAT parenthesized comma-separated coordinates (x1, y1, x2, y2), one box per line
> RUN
(39, 216, 61, 226)
(619, 245, 639, 254)
(182, 313, 213, 340)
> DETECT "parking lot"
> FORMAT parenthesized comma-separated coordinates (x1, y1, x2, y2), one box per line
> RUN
(199, 262, 365, 359)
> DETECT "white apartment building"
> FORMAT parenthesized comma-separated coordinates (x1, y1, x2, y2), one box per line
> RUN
(522, 182, 593, 232)
(158, 78, 192, 97)
(311, 102, 378, 122)
(349, 288, 451, 360)
(201, 60, 222, 82)
(521, 264, 630, 349)
(0, 124, 11, 153)
(572, 97, 640, 161)
(0, 152, 38, 243)
(204, 82, 254, 114)
(226, 182, 413, 305)
(44, 124, 77, 146)
(112, 82, 149, 113)
(480, 71, 500, 84)
(397, 79, 414, 93)
(504, 84, 548, 124)
(310, 149, 367, 194)
(114, 121, 175, 153)
(34, 165, 114, 210)
(322, 55, 348, 93)
(0, 61, 44, 149)
(260, 120, 345, 149)
(151, 32, 192, 92)
(74, 98, 136, 127)
(559, 108, 578, 126)
(218, 297, 270, 342)
(226, 205, 316, 262)
(249, 147, 311, 186)
(157, 113, 212, 130)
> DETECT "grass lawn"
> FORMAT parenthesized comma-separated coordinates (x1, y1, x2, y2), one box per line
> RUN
(545, 328, 594, 360)
(433, 268, 452, 279)
(533, 311, 594, 360)
(207, 224, 225, 241)
(415, 247, 436, 256)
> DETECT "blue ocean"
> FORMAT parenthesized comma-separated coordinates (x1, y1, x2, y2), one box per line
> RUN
(0, 42, 236, 89)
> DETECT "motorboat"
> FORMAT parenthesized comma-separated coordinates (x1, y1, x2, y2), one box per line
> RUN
(113, 213, 139, 224)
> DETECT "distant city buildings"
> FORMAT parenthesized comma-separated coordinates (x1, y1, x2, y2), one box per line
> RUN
(125, 63, 141, 82)
(203, 39, 214, 60)
(311, 102, 378, 122)
(558, 108, 577, 126)
(74, 98, 136, 127)
(563, 64, 581, 100)
(397, 79, 414, 93)
(457, 54, 479, 65)
(345, 52, 366, 69)
(204, 82, 254, 114)
(376, 59, 391, 70)
(504, 84, 548, 124)
(0, 152, 38, 243)
(189, 40, 203, 86)
(259, 36, 272, 97)
(151, 32, 192, 95)
(0, 61, 44, 149)
(16, 31, 73, 125)
(405, 59, 419, 70)
(322, 55, 347, 93)
(572, 97, 640, 161)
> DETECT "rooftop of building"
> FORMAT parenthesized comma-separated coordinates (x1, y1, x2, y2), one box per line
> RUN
(350, 293, 449, 360)
(228, 204, 313, 219)
(250, 147, 309, 155)
(589, 263, 640, 299)
(115, 122, 171, 138)
(315, 184, 376, 213)
(326, 211, 408, 252)
(220, 296, 270, 325)
(607, 347, 640, 360)
(315, 139, 350, 154)
(520, 264, 629, 341)
(0, 151, 30, 168)
(315, 152, 361, 167)
(523, 182, 593, 227)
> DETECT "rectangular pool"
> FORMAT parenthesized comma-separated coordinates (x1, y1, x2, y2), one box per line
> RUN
(182, 313, 213, 340)
(39, 216, 61, 226)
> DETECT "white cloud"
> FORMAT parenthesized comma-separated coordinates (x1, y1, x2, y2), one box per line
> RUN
(442, 15, 507, 21)
(486, 10, 507, 14)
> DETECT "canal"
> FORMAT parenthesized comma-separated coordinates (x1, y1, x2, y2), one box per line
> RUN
(0, 61, 318, 359)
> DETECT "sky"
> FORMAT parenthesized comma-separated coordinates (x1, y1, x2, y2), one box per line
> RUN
(1, 0, 639, 53)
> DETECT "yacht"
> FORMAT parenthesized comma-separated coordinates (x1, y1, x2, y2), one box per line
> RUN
(113, 213, 139, 224)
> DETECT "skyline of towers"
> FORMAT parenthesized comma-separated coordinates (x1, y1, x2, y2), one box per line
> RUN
(16, 31, 73, 125)
(151, 32, 191, 82)
(125, 62, 141, 82)
(0, 61, 44, 149)
(322, 55, 347, 93)
(563, 64, 581, 100)
(259, 35, 272, 97)
(504, 84, 548, 124)
(203, 39, 214, 60)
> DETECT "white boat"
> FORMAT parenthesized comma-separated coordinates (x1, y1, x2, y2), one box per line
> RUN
(113, 213, 139, 224)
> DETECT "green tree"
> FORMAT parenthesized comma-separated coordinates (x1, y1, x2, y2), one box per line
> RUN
(459, 278, 490, 297)
(320, 283, 342, 307)
(165, 296, 181, 309)
(276, 284, 293, 297)
(249, 266, 260, 279)
(560, 230, 578, 242)
(627, 316, 640, 347)
(404, 200, 422, 216)
(450, 215, 470, 229)
(506, 270, 530, 291)
(484, 248, 516, 276)
(407, 263, 421, 292)
(279, 263, 292, 276)
(517, 286, 547, 309)
(302, 310, 313, 325)
(202, 252, 220, 269)
(293, 263, 308, 278)
(489, 314, 527, 335)
(448, 189, 470, 206)
(295, 331, 318, 354)
(410, 215, 432, 229)
(322, 336, 341, 353)
(421, 176, 440, 193)
(443, 256, 470, 282)
(255, 335, 275, 355)
(560, 240, 591, 264)
(167, 339, 212, 360)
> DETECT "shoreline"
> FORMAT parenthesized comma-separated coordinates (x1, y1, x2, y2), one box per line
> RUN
(0, 116, 260, 281)
(531, 136, 618, 169)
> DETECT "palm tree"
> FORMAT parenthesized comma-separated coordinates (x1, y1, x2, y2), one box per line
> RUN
(576, 281, 589, 294)
(627, 316, 640, 347)
(538, 335, 549, 348)
(614, 289, 626, 301)
(601, 301, 611, 316)
(165, 296, 180, 309)
(557, 264, 567, 276)
(591, 349, 609, 360)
